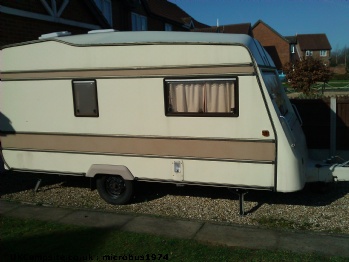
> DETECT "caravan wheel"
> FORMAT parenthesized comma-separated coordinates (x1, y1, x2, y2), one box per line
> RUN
(96, 175, 134, 205)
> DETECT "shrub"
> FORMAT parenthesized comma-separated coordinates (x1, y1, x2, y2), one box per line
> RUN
(331, 73, 349, 81)
(283, 58, 332, 94)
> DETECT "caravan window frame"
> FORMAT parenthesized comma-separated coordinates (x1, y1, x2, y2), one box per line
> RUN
(164, 77, 239, 117)
(72, 79, 99, 117)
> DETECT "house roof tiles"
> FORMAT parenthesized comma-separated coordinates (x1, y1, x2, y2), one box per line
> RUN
(192, 23, 253, 36)
(297, 34, 331, 50)
(284, 36, 297, 44)
(145, 0, 207, 28)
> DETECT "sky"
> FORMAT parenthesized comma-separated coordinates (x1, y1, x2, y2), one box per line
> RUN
(169, 0, 349, 50)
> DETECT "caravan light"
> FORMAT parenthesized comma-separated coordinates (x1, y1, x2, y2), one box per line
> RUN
(262, 130, 270, 137)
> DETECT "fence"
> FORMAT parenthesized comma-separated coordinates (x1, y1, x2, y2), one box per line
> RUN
(312, 81, 349, 94)
(290, 97, 349, 150)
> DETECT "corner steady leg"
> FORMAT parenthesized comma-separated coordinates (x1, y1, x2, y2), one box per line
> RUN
(34, 179, 42, 193)
(234, 189, 248, 216)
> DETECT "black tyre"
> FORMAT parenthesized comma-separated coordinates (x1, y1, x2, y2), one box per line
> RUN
(96, 175, 134, 205)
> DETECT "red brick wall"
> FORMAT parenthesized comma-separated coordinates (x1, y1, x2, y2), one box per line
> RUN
(300, 49, 331, 67)
(0, 0, 102, 46)
(1, 13, 88, 46)
(60, 1, 101, 24)
(121, 1, 187, 32)
(147, 17, 167, 31)
(253, 23, 290, 69)
(147, 17, 187, 31)
(0, 0, 47, 15)
(0, 0, 189, 47)
(111, 1, 129, 30)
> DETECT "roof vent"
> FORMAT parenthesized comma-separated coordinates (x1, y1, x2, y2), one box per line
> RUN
(39, 31, 71, 40)
(88, 29, 116, 34)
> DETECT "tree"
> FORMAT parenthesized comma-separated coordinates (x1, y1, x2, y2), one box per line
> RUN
(283, 58, 332, 94)
(328, 46, 348, 71)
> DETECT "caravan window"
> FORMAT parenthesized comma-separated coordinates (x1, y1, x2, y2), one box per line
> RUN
(164, 78, 238, 117)
(72, 80, 99, 117)
(262, 72, 288, 116)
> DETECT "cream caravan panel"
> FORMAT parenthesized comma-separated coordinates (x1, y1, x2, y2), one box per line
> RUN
(2, 43, 251, 72)
(99, 77, 273, 139)
(3, 151, 274, 188)
(0, 80, 75, 132)
(1, 77, 274, 140)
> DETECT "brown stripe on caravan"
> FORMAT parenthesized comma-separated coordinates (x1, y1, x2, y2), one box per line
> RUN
(0, 65, 255, 81)
(1, 133, 275, 162)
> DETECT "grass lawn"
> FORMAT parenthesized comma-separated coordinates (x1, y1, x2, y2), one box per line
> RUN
(325, 80, 349, 88)
(283, 79, 349, 92)
(1, 216, 347, 262)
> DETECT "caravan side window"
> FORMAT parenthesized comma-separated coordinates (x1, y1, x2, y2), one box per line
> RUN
(164, 78, 238, 117)
(72, 80, 99, 117)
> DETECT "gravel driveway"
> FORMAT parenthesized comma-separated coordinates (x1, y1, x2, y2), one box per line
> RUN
(1, 171, 348, 234)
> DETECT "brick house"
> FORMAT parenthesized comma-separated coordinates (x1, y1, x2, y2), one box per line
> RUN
(284, 35, 299, 65)
(192, 23, 254, 37)
(252, 20, 332, 69)
(0, 0, 207, 46)
(142, 0, 207, 31)
(0, 0, 110, 46)
(296, 34, 332, 66)
(252, 20, 291, 70)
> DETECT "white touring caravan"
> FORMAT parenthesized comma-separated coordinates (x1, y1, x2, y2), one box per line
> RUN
(1, 31, 348, 214)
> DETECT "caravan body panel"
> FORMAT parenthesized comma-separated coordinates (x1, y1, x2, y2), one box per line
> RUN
(0, 32, 307, 192)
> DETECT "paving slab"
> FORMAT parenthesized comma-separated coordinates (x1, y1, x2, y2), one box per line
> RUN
(1, 200, 349, 258)
(195, 223, 278, 249)
(4, 204, 73, 221)
(0, 200, 20, 214)
(196, 222, 349, 257)
(121, 215, 203, 239)
(59, 210, 134, 228)
(278, 231, 349, 257)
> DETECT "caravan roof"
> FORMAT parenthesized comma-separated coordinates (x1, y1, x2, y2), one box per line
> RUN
(53, 31, 274, 67)
(1, 31, 275, 68)
(54, 31, 253, 46)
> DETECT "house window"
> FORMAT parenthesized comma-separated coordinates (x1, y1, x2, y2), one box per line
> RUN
(94, 0, 112, 26)
(164, 78, 238, 117)
(131, 12, 147, 31)
(165, 23, 173, 31)
(305, 50, 313, 56)
(320, 50, 327, 57)
(290, 45, 295, 54)
(72, 80, 99, 117)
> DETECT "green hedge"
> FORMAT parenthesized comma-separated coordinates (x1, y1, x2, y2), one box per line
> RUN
(331, 74, 349, 81)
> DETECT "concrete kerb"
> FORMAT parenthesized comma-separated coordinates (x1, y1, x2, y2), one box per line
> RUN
(1, 200, 349, 258)
(0, 200, 20, 214)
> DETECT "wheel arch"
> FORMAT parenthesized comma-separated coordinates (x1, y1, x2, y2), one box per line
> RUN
(86, 164, 134, 180)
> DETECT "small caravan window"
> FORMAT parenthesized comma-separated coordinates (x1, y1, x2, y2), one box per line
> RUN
(164, 78, 238, 117)
(72, 80, 99, 117)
